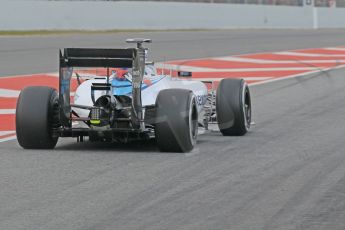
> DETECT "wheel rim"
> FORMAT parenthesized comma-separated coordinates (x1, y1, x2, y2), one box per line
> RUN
(189, 96, 198, 145)
(243, 85, 251, 130)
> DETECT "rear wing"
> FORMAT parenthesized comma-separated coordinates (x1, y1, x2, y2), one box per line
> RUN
(59, 48, 135, 68)
(59, 40, 149, 129)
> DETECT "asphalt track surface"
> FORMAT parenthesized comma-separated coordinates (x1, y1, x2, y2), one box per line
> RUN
(1, 29, 345, 230)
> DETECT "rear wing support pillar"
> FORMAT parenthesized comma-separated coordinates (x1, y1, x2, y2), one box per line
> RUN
(59, 50, 73, 127)
(131, 47, 146, 130)
(127, 38, 152, 131)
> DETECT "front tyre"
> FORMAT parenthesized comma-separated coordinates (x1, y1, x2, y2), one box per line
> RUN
(155, 89, 198, 153)
(16, 86, 60, 149)
(216, 78, 251, 136)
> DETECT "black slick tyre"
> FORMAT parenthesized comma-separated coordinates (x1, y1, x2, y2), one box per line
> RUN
(216, 78, 251, 136)
(16, 86, 60, 149)
(155, 89, 198, 153)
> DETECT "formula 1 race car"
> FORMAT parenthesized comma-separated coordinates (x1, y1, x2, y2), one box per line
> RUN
(16, 38, 252, 152)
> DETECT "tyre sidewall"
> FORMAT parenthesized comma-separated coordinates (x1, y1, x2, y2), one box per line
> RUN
(16, 86, 59, 149)
(216, 79, 251, 136)
(155, 89, 198, 152)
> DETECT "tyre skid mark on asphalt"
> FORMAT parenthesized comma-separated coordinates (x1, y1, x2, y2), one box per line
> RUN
(1, 46, 345, 143)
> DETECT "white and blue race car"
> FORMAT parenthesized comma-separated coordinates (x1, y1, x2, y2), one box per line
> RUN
(16, 39, 251, 152)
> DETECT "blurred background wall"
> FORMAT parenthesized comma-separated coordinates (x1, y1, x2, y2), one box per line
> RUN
(1, 0, 344, 30)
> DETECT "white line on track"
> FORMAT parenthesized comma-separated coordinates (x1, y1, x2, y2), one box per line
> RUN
(324, 47, 345, 52)
(188, 77, 273, 82)
(0, 135, 16, 143)
(274, 51, 345, 57)
(0, 109, 15, 115)
(212, 56, 345, 64)
(156, 63, 324, 72)
(0, 131, 15, 136)
(0, 72, 58, 79)
(0, 89, 74, 97)
(0, 89, 20, 97)
(0, 131, 16, 143)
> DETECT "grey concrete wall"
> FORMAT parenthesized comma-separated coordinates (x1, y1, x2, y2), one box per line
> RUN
(0, 1, 344, 30)
(318, 7, 345, 28)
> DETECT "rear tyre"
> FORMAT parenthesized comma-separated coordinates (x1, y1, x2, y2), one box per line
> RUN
(216, 79, 251, 136)
(155, 89, 198, 153)
(16, 86, 60, 149)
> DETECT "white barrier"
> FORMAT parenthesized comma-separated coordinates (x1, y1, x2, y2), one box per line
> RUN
(0, 1, 344, 30)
